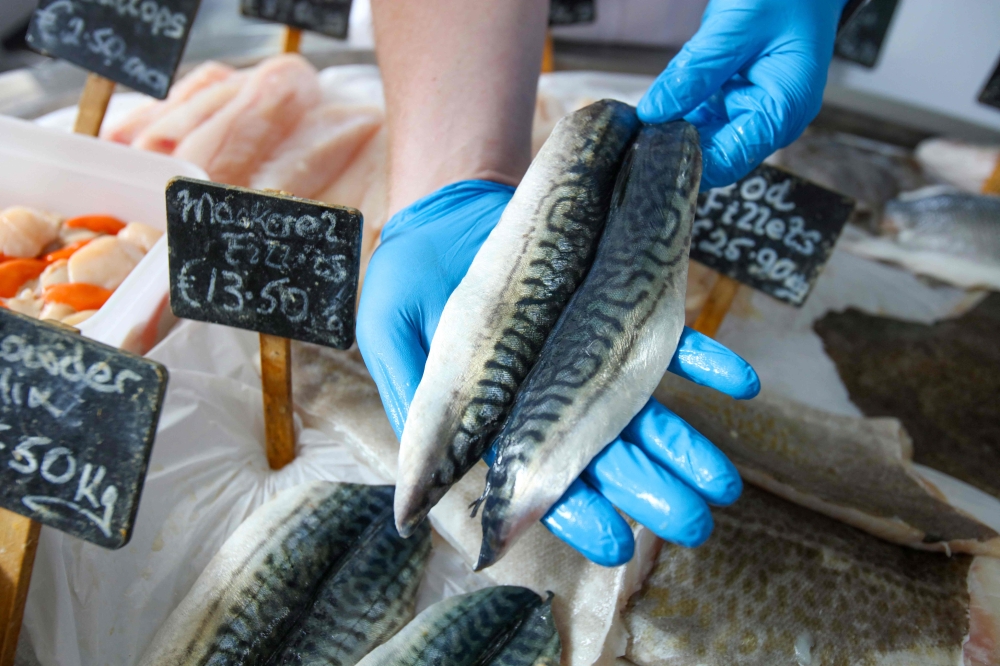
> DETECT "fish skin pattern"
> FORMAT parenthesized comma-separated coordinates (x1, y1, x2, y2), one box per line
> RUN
(355, 586, 560, 666)
(142, 482, 429, 666)
(478, 121, 701, 570)
(395, 100, 641, 537)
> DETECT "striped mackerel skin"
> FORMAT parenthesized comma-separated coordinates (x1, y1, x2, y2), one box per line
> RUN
(141, 482, 430, 666)
(355, 586, 561, 666)
(478, 121, 702, 569)
(395, 100, 640, 536)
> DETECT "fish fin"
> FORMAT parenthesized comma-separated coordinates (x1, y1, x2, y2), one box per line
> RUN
(469, 479, 492, 518)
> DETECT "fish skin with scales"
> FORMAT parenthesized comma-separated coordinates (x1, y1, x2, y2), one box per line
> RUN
(355, 586, 561, 666)
(882, 187, 1000, 264)
(140, 482, 430, 666)
(477, 121, 701, 569)
(394, 100, 641, 537)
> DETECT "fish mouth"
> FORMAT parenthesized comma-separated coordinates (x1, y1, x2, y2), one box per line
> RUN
(394, 482, 447, 538)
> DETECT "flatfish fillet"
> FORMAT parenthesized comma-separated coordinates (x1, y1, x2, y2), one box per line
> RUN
(291, 342, 662, 666)
(654, 372, 1000, 556)
(396, 100, 641, 537)
(623, 486, 1000, 666)
(356, 586, 560, 666)
(141, 481, 430, 666)
(478, 121, 700, 569)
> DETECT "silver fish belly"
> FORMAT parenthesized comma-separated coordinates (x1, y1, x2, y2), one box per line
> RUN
(141, 482, 430, 666)
(355, 586, 561, 666)
(395, 100, 641, 537)
(477, 121, 701, 569)
(883, 187, 1000, 263)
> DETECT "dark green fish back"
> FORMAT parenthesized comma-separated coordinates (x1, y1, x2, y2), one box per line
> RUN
(486, 593, 561, 666)
(270, 507, 432, 666)
(441, 101, 642, 492)
(478, 122, 700, 567)
(183, 484, 394, 666)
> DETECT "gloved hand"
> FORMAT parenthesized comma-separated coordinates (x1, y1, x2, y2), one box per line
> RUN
(639, 0, 846, 189)
(357, 180, 760, 566)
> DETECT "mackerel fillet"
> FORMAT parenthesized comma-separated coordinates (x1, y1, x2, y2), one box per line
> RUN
(356, 586, 561, 666)
(478, 122, 701, 568)
(395, 100, 640, 536)
(141, 482, 430, 665)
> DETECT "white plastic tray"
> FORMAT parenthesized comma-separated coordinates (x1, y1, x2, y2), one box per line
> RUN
(0, 114, 208, 352)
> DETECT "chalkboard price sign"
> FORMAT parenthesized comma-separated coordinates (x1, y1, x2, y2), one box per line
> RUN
(691, 165, 854, 307)
(0, 310, 167, 549)
(549, 0, 595, 26)
(25, 0, 200, 99)
(979, 55, 1000, 112)
(166, 178, 363, 348)
(240, 0, 352, 40)
(834, 0, 898, 68)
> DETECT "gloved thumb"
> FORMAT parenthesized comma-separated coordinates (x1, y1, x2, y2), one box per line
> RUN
(638, 12, 755, 123)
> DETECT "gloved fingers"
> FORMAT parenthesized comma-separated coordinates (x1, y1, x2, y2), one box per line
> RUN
(637, 10, 760, 123)
(541, 477, 636, 567)
(667, 327, 760, 400)
(621, 398, 742, 506)
(584, 437, 715, 547)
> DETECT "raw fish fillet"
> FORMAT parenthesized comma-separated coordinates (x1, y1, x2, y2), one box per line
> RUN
(478, 122, 700, 568)
(654, 372, 1000, 556)
(291, 342, 661, 666)
(132, 72, 247, 154)
(396, 100, 640, 537)
(173, 54, 321, 186)
(100, 61, 234, 145)
(623, 486, 1000, 666)
(250, 104, 382, 199)
(916, 137, 1000, 194)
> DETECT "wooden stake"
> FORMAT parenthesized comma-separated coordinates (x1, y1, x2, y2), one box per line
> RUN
(541, 31, 555, 73)
(259, 333, 295, 469)
(282, 26, 303, 54)
(72, 74, 116, 137)
(984, 156, 1000, 195)
(0, 511, 41, 666)
(692, 273, 740, 339)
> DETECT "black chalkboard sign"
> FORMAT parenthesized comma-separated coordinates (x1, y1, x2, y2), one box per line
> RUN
(240, 0, 352, 40)
(834, 0, 898, 68)
(25, 0, 200, 99)
(979, 54, 1000, 111)
(691, 165, 855, 307)
(549, 0, 595, 26)
(166, 178, 362, 348)
(0, 310, 167, 549)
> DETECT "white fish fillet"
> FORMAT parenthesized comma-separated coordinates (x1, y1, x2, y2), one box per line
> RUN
(100, 61, 234, 145)
(173, 54, 321, 186)
(132, 72, 248, 154)
(915, 138, 1000, 194)
(290, 343, 659, 666)
(250, 104, 383, 199)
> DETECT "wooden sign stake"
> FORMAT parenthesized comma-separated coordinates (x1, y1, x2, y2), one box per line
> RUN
(72, 73, 115, 137)
(259, 333, 296, 470)
(692, 273, 740, 339)
(0, 515, 40, 666)
(984, 157, 1000, 196)
(541, 31, 555, 73)
(282, 26, 303, 54)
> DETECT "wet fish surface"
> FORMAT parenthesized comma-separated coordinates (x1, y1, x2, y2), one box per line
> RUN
(478, 121, 700, 569)
(655, 373, 1000, 556)
(814, 296, 1000, 501)
(395, 100, 641, 537)
(141, 481, 430, 666)
(624, 485, 1000, 666)
(882, 186, 1000, 264)
(356, 586, 561, 666)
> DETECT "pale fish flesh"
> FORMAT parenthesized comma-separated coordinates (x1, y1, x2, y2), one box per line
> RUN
(395, 100, 641, 536)
(882, 186, 1000, 264)
(478, 121, 700, 569)
(141, 481, 430, 665)
(654, 372, 1000, 557)
(355, 586, 560, 666)
(291, 341, 663, 666)
(915, 137, 1000, 194)
(623, 486, 1000, 666)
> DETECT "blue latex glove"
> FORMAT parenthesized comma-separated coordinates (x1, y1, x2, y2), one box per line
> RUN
(357, 180, 760, 566)
(639, 0, 846, 189)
